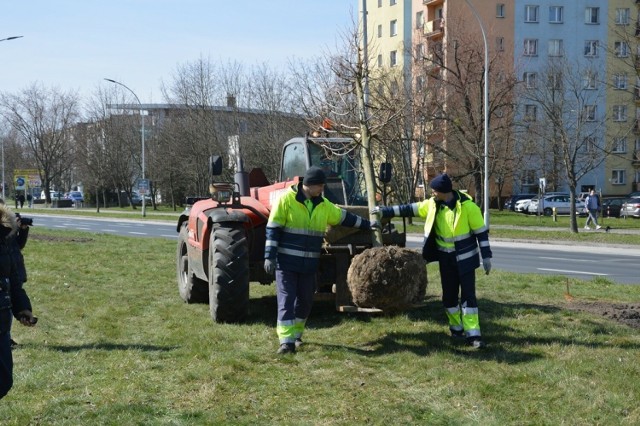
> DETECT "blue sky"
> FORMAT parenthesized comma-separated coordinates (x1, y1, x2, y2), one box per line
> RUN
(1, 1, 357, 102)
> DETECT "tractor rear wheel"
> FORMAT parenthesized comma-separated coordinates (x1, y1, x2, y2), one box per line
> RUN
(177, 224, 209, 303)
(208, 223, 250, 323)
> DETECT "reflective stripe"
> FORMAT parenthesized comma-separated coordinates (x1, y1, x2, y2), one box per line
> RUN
(473, 225, 488, 234)
(267, 221, 283, 228)
(457, 247, 479, 261)
(437, 246, 456, 253)
(278, 247, 321, 258)
(294, 318, 306, 339)
(265, 240, 278, 248)
(282, 227, 325, 237)
(479, 240, 490, 248)
(446, 306, 462, 328)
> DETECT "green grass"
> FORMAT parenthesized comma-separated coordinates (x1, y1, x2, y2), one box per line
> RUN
(2, 228, 639, 424)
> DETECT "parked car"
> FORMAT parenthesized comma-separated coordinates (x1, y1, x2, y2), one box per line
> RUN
(504, 194, 537, 211)
(601, 197, 626, 218)
(526, 194, 585, 216)
(627, 191, 640, 198)
(514, 197, 534, 213)
(66, 191, 84, 204)
(620, 198, 640, 218)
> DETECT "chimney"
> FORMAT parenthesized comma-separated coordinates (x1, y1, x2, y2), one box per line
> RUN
(227, 94, 236, 108)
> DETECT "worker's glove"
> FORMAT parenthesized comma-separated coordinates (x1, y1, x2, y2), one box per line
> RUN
(370, 220, 381, 231)
(370, 206, 381, 215)
(264, 259, 276, 275)
(482, 258, 492, 275)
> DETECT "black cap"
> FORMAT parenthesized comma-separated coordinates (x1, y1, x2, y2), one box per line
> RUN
(429, 173, 453, 193)
(303, 166, 326, 185)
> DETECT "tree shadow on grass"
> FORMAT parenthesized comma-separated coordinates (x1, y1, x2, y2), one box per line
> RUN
(307, 298, 640, 363)
(45, 343, 179, 352)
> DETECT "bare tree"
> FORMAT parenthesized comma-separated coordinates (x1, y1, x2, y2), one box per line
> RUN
(518, 57, 609, 232)
(0, 83, 81, 204)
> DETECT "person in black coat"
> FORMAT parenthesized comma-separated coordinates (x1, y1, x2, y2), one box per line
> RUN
(0, 203, 36, 400)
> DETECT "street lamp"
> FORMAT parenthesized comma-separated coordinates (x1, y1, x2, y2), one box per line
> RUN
(103, 78, 146, 217)
(464, 0, 490, 228)
(1, 35, 24, 200)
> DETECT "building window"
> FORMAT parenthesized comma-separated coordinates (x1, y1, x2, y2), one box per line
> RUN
(416, 11, 424, 29)
(548, 72, 562, 90)
(525, 104, 537, 121)
(390, 20, 397, 37)
(584, 105, 597, 121)
(390, 50, 397, 67)
(612, 138, 627, 153)
(416, 75, 425, 91)
(613, 105, 628, 122)
(611, 169, 626, 185)
(585, 7, 599, 24)
(583, 137, 597, 154)
(613, 73, 628, 90)
(496, 37, 504, 51)
(522, 169, 536, 186)
(377, 54, 383, 67)
(615, 41, 630, 57)
(524, 5, 539, 23)
(549, 6, 563, 23)
(616, 8, 630, 25)
(378, 0, 382, 7)
(496, 4, 505, 18)
(583, 71, 597, 89)
(584, 40, 598, 57)
(377, 24, 382, 38)
(523, 39, 538, 56)
(415, 43, 424, 61)
(390, 0, 396, 5)
(523, 72, 537, 88)
(548, 39, 563, 57)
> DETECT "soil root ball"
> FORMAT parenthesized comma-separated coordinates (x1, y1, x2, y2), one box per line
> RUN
(347, 246, 427, 312)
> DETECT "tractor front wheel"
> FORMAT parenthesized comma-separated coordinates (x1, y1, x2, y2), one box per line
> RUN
(208, 223, 250, 323)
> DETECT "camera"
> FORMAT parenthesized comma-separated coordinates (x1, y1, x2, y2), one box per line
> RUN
(15, 213, 34, 226)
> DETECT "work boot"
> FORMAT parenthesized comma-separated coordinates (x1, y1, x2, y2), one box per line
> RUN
(467, 337, 486, 349)
(277, 343, 296, 355)
(294, 338, 303, 349)
(450, 329, 465, 339)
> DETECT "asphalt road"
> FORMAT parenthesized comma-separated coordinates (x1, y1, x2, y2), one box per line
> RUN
(27, 213, 640, 285)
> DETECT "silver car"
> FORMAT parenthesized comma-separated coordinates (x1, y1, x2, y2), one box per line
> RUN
(620, 197, 640, 218)
(527, 194, 586, 216)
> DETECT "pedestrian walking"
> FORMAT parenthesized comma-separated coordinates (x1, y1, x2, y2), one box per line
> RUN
(584, 189, 601, 230)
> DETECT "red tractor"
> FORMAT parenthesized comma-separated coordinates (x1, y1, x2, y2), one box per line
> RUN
(176, 135, 405, 323)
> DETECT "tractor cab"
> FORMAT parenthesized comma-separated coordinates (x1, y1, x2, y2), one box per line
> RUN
(280, 136, 367, 206)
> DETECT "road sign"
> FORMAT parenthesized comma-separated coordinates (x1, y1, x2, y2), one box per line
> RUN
(138, 179, 150, 195)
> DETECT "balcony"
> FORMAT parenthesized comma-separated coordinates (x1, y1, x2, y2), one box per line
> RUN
(425, 18, 444, 39)
(633, 121, 640, 134)
(423, 0, 444, 5)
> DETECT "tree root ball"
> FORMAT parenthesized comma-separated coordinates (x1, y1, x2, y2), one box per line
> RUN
(347, 246, 427, 312)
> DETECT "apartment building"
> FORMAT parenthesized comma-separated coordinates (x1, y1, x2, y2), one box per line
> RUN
(362, 0, 639, 197)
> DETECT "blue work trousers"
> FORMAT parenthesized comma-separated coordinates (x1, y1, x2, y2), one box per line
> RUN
(275, 270, 316, 322)
(438, 251, 478, 309)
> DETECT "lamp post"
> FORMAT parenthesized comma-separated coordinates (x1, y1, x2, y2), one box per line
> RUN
(464, 0, 490, 228)
(104, 78, 146, 217)
(1, 35, 24, 200)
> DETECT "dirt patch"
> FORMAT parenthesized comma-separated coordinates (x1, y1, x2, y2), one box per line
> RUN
(30, 234, 93, 243)
(568, 301, 640, 329)
(347, 246, 427, 313)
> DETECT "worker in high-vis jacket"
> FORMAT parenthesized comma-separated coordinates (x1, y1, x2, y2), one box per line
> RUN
(264, 166, 377, 355)
(371, 173, 492, 349)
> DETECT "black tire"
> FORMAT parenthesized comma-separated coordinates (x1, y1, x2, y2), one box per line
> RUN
(208, 223, 250, 323)
(543, 207, 553, 216)
(177, 224, 209, 303)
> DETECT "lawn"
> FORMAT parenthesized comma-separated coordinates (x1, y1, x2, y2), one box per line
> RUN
(1, 228, 638, 425)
